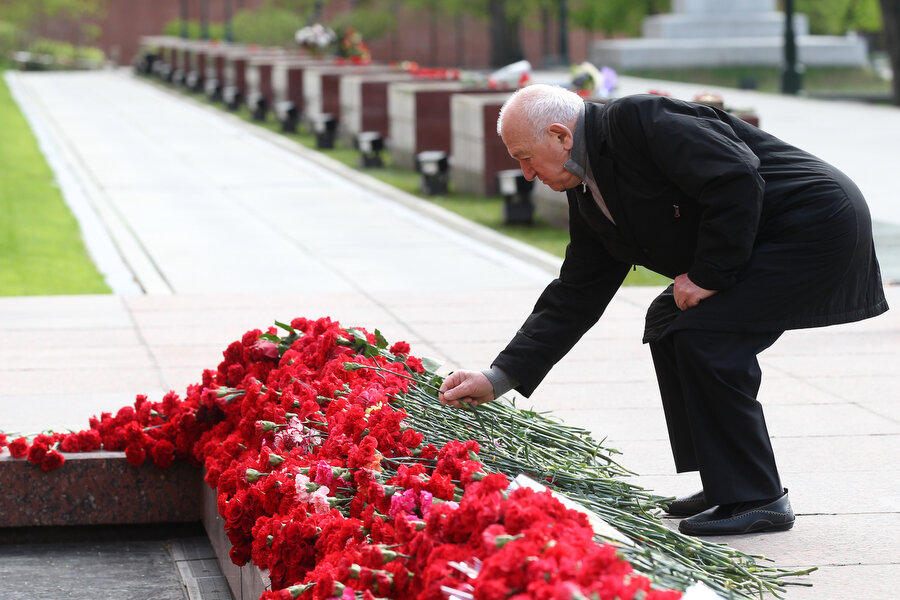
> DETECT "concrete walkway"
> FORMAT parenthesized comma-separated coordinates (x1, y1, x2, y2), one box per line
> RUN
(2, 69, 899, 599)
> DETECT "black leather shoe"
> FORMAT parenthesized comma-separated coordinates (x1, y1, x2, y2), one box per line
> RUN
(678, 489, 795, 536)
(664, 490, 711, 517)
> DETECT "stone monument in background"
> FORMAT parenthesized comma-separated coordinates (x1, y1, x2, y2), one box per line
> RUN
(591, 0, 868, 69)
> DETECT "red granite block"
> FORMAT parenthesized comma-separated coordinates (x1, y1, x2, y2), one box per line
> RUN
(259, 63, 274, 103)
(321, 72, 343, 118)
(414, 88, 498, 155)
(482, 102, 519, 196)
(0, 452, 202, 527)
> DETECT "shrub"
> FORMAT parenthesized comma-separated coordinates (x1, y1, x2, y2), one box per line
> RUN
(232, 8, 304, 47)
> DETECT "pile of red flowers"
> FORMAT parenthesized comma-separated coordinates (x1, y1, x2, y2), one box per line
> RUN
(0, 317, 681, 600)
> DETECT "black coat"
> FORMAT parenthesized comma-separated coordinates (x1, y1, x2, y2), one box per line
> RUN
(494, 94, 888, 397)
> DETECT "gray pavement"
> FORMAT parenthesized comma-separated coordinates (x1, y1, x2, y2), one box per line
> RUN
(2, 69, 900, 599)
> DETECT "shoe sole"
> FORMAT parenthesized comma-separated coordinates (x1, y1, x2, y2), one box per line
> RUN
(679, 519, 795, 536)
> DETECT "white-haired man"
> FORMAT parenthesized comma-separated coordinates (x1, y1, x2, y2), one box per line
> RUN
(439, 84, 888, 536)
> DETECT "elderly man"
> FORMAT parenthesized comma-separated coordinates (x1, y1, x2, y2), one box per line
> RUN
(439, 84, 888, 536)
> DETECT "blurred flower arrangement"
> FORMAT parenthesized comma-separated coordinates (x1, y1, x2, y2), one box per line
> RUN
(0, 317, 812, 599)
(295, 24, 336, 57)
(335, 27, 371, 64)
(571, 62, 617, 99)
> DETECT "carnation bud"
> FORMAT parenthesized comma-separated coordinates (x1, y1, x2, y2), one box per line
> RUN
(245, 468, 268, 483)
(494, 533, 523, 549)
(284, 582, 316, 599)
(256, 420, 278, 433)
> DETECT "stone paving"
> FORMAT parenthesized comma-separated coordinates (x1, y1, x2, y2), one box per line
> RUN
(2, 69, 899, 599)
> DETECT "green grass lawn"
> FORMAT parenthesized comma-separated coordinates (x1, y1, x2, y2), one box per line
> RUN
(0, 71, 110, 296)
(216, 94, 669, 286)
(622, 65, 892, 96)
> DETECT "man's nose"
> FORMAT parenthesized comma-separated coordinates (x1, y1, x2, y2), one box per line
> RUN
(520, 162, 536, 181)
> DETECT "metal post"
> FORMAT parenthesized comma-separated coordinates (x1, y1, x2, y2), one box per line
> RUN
(201, 0, 209, 41)
(781, 0, 803, 94)
(558, 0, 569, 66)
(180, 0, 189, 39)
(225, 0, 233, 42)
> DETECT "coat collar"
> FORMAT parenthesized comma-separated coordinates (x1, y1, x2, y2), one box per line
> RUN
(579, 102, 633, 239)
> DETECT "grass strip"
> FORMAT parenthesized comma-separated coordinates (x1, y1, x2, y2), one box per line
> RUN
(0, 71, 110, 296)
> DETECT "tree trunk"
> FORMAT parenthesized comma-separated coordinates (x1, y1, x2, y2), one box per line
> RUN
(489, 0, 523, 67)
(430, 5, 439, 66)
(881, 0, 900, 105)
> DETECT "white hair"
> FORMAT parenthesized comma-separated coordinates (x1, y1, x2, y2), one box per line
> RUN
(497, 84, 584, 139)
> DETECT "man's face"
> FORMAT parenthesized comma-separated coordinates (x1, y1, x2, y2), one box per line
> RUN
(502, 119, 581, 192)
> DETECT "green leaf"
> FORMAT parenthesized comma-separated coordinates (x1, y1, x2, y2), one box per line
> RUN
(274, 320, 296, 334)
(374, 328, 389, 350)
(420, 356, 443, 373)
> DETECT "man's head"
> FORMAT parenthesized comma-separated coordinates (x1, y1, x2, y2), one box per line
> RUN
(497, 84, 584, 192)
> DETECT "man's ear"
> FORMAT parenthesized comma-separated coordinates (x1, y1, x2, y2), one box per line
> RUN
(547, 123, 574, 150)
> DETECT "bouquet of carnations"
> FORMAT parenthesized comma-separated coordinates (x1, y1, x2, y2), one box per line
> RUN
(1, 317, 813, 599)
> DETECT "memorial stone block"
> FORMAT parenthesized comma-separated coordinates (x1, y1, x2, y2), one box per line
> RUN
(339, 72, 415, 145)
(302, 64, 393, 124)
(271, 57, 328, 113)
(450, 92, 519, 196)
(245, 50, 293, 107)
(388, 82, 497, 170)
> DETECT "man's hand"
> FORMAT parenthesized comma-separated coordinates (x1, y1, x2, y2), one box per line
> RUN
(438, 370, 495, 409)
(673, 273, 717, 311)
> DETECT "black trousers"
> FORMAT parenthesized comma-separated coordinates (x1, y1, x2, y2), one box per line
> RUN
(649, 328, 784, 506)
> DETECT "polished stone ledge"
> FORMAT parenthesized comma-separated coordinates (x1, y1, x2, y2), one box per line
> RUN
(0, 451, 202, 527)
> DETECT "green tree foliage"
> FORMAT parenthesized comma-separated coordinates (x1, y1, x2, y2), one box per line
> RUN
(162, 19, 227, 41)
(569, 0, 670, 35)
(0, 20, 23, 65)
(795, 0, 882, 34)
(232, 7, 305, 46)
(0, 0, 106, 43)
(327, 1, 396, 42)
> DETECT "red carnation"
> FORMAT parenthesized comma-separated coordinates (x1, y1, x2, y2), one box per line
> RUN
(404, 356, 425, 373)
(151, 439, 177, 468)
(27, 440, 49, 465)
(40, 449, 66, 471)
(389, 341, 410, 355)
(251, 340, 280, 361)
(125, 444, 147, 467)
(8, 436, 28, 458)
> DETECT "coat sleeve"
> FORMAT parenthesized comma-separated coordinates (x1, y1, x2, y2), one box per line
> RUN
(492, 193, 630, 397)
(613, 96, 765, 291)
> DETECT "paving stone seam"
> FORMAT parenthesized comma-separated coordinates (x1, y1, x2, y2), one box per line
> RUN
(6, 71, 173, 295)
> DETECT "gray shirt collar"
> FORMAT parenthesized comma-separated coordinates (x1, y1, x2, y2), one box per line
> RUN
(563, 103, 587, 183)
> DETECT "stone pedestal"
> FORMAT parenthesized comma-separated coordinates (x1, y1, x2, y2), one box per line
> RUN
(388, 82, 497, 170)
(205, 43, 238, 85)
(591, 0, 867, 69)
(302, 64, 393, 123)
(271, 56, 329, 112)
(202, 482, 269, 599)
(339, 72, 416, 145)
(533, 183, 569, 229)
(450, 92, 520, 196)
(223, 48, 251, 96)
(245, 50, 293, 106)
(0, 452, 201, 527)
